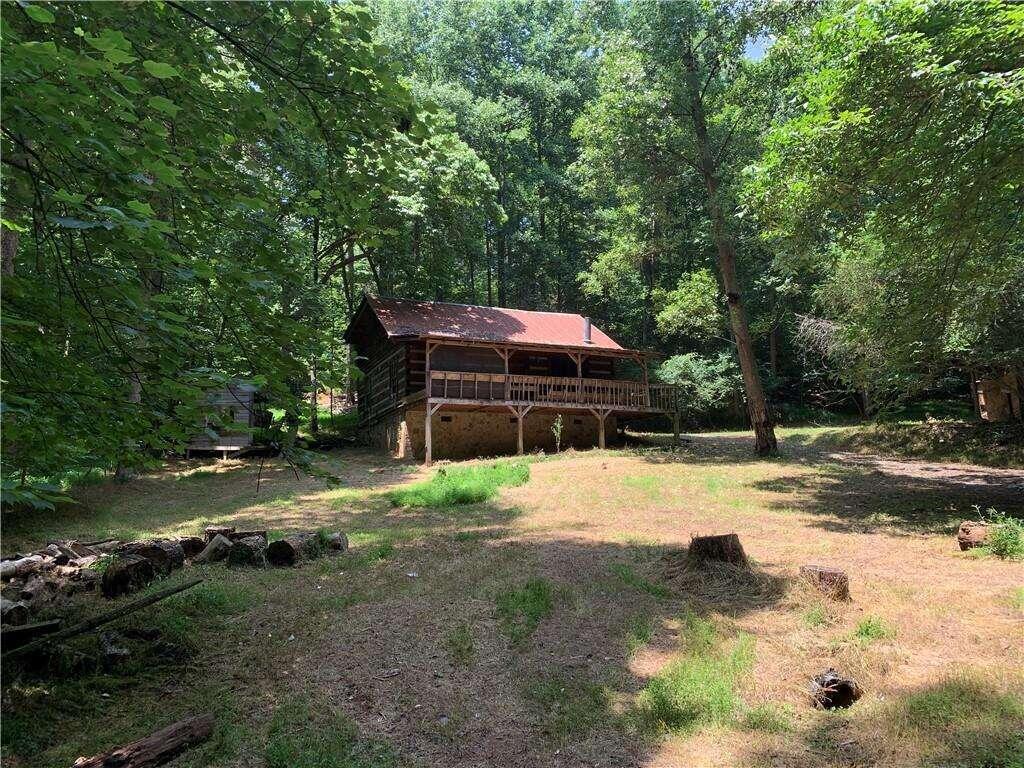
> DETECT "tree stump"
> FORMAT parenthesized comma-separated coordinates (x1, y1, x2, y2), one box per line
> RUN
(266, 532, 325, 567)
(118, 540, 185, 575)
(810, 668, 862, 709)
(178, 536, 206, 559)
(226, 536, 267, 567)
(102, 554, 156, 599)
(203, 525, 235, 543)
(957, 520, 989, 551)
(799, 565, 850, 601)
(686, 533, 748, 567)
(193, 534, 233, 565)
(72, 712, 214, 768)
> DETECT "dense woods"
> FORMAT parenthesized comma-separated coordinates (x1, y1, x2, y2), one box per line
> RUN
(2, 1, 1022, 494)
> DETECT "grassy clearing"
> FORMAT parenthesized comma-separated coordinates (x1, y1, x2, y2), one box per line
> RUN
(495, 578, 554, 645)
(265, 698, 395, 768)
(837, 418, 1024, 468)
(741, 702, 794, 733)
(387, 460, 529, 508)
(852, 615, 893, 645)
(624, 615, 654, 658)
(635, 612, 754, 733)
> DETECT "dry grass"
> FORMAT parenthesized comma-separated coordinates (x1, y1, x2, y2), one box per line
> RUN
(2, 429, 1023, 767)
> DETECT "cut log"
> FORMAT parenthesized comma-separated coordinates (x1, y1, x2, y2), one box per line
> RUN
(799, 565, 851, 601)
(72, 712, 215, 768)
(226, 535, 267, 567)
(0, 554, 46, 581)
(1, 597, 30, 626)
(810, 668, 862, 709)
(0, 618, 61, 649)
(266, 532, 325, 567)
(324, 532, 349, 552)
(20, 575, 56, 603)
(118, 540, 185, 575)
(178, 536, 205, 559)
(226, 530, 268, 544)
(85, 539, 122, 554)
(686, 533, 748, 568)
(4, 577, 202, 660)
(101, 554, 156, 599)
(64, 540, 101, 558)
(957, 520, 989, 551)
(203, 525, 235, 542)
(193, 534, 232, 565)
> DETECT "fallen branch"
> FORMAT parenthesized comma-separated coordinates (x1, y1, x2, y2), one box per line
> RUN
(72, 712, 214, 768)
(3, 578, 203, 661)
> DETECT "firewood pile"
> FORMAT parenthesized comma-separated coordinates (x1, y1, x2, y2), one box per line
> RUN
(1, 525, 348, 630)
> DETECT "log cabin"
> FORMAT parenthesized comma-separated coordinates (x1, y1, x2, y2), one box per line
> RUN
(343, 295, 682, 463)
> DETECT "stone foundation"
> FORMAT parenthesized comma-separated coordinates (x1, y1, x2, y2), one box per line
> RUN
(361, 406, 617, 461)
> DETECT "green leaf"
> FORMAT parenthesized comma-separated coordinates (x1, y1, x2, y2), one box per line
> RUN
(147, 95, 181, 117)
(23, 4, 55, 23)
(85, 29, 130, 52)
(142, 60, 180, 79)
(105, 48, 137, 65)
(126, 200, 155, 217)
(53, 189, 87, 205)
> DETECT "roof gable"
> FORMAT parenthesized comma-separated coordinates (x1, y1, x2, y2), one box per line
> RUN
(347, 296, 627, 353)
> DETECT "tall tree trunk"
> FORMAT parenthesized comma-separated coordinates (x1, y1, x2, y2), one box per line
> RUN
(684, 56, 777, 456)
(769, 325, 779, 376)
(309, 218, 320, 437)
(485, 234, 493, 305)
(1, 224, 17, 277)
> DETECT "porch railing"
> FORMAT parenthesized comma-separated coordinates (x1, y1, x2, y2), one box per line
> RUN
(428, 371, 678, 413)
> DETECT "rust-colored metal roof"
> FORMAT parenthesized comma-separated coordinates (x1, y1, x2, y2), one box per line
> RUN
(362, 296, 628, 353)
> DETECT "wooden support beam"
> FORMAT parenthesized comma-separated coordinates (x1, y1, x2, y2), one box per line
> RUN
(588, 407, 612, 450)
(424, 401, 443, 466)
(507, 404, 533, 455)
(673, 411, 680, 445)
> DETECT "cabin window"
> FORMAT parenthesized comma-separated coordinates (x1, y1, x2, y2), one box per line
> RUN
(573, 417, 583, 425)
(440, 415, 452, 423)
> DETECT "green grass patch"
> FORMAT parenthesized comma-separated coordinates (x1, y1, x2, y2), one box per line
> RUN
(621, 474, 661, 498)
(496, 578, 554, 645)
(852, 615, 892, 645)
(525, 674, 611, 743)
(624, 615, 654, 658)
(888, 676, 1024, 767)
(611, 563, 671, 599)
(1011, 587, 1024, 612)
(444, 623, 475, 664)
(388, 461, 529, 508)
(635, 611, 753, 733)
(741, 702, 794, 733)
(802, 603, 829, 629)
(979, 508, 1024, 560)
(265, 697, 395, 768)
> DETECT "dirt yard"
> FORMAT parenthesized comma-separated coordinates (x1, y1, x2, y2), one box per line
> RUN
(3, 426, 1022, 768)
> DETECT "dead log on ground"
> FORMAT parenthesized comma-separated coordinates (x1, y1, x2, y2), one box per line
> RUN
(193, 534, 232, 565)
(203, 525, 235, 542)
(686, 533, 748, 568)
(3, 577, 202, 660)
(83, 539, 122, 554)
(117, 540, 185, 575)
(0, 555, 46, 581)
(266, 532, 325, 567)
(71, 712, 214, 768)
(799, 565, 850, 601)
(226, 535, 267, 567)
(810, 668, 862, 709)
(957, 520, 989, 551)
(0, 618, 61, 649)
(101, 554, 156, 599)
(1, 597, 30, 626)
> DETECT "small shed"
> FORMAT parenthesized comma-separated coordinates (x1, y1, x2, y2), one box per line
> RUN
(186, 382, 269, 458)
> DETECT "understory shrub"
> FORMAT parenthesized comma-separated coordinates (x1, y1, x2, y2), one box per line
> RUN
(388, 461, 529, 508)
(981, 508, 1024, 561)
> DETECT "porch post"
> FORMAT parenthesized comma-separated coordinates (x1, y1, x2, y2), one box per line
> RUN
(425, 401, 443, 465)
(672, 411, 680, 445)
(589, 407, 610, 449)
(508, 404, 532, 456)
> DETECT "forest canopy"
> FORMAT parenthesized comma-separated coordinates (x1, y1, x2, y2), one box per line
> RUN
(2, 0, 1022, 494)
